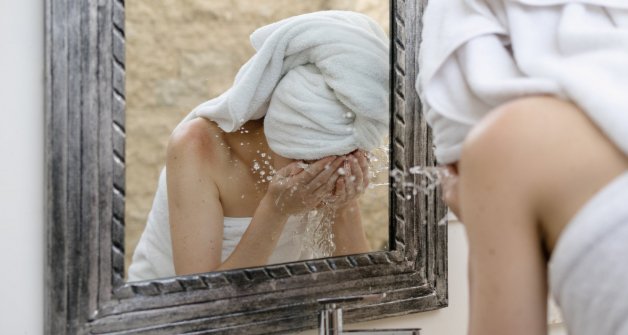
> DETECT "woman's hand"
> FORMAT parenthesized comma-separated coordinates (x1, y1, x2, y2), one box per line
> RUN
(442, 162, 462, 220)
(267, 156, 345, 215)
(325, 150, 370, 210)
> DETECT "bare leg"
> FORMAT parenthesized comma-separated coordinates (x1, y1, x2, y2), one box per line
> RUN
(457, 96, 628, 335)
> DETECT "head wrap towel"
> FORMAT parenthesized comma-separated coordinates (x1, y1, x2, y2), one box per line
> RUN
(417, 0, 628, 164)
(184, 10, 390, 160)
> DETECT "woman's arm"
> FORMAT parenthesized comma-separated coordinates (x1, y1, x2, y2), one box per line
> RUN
(220, 156, 346, 269)
(442, 96, 628, 335)
(332, 200, 370, 255)
(329, 151, 371, 255)
(168, 121, 347, 275)
(166, 119, 226, 276)
(443, 159, 547, 335)
(167, 120, 294, 274)
(456, 118, 549, 335)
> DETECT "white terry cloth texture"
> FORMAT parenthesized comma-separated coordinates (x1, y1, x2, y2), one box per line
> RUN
(549, 172, 628, 335)
(417, 0, 628, 164)
(127, 170, 313, 282)
(182, 10, 390, 160)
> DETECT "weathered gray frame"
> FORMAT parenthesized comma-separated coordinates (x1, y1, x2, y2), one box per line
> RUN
(45, 0, 446, 334)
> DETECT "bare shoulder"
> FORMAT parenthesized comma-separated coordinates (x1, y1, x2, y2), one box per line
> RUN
(167, 117, 228, 165)
(461, 95, 628, 252)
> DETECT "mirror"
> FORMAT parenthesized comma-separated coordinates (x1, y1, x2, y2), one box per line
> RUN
(45, 0, 447, 334)
(124, 0, 391, 281)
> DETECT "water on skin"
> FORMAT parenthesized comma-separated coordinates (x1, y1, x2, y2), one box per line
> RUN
(296, 146, 395, 257)
(244, 145, 452, 258)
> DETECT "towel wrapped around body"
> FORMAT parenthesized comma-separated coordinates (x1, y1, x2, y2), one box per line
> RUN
(549, 172, 628, 335)
(183, 10, 390, 160)
(418, 2, 628, 334)
(417, 0, 628, 164)
(127, 170, 313, 282)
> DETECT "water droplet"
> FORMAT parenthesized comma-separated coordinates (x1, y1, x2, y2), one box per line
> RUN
(261, 153, 266, 157)
(337, 167, 346, 175)
(390, 165, 450, 196)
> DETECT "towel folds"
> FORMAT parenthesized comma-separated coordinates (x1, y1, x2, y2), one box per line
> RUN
(417, 0, 628, 164)
(185, 11, 390, 160)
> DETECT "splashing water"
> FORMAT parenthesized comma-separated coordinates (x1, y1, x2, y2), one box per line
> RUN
(296, 145, 391, 257)
(298, 207, 337, 258)
(251, 151, 276, 186)
(390, 165, 452, 198)
(272, 144, 452, 258)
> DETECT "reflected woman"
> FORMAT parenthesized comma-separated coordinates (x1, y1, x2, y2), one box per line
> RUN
(128, 11, 389, 281)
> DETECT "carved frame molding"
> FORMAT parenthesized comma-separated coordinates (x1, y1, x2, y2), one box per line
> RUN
(45, 0, 446, 334)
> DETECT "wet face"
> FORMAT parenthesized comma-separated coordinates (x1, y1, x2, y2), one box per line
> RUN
(300, 149, 363, 165)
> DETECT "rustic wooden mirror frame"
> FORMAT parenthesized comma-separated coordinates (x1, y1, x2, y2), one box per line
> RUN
(45, 0, 446, 334)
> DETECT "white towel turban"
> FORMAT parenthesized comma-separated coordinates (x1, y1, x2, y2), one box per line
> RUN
(184, 10, 390, 160)
(417, 0, 628, 164)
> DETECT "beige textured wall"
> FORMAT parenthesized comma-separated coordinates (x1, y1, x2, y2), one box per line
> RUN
(125, 0, 390, 272)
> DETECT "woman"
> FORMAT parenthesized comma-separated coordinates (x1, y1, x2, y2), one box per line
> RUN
(419, 1, 628, 334)
(128, 11, 390, 281)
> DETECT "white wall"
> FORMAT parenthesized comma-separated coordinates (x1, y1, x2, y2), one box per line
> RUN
(301, 220, 567, 335)
(347, 222, 471, 334)
(0, 0, 44, 334)
(299, 221, 470, 335)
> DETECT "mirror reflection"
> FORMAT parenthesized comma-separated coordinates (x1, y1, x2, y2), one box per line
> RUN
(124, 0, 390, 282)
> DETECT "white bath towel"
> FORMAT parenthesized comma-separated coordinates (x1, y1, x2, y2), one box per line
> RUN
(127, 169, 313, 282)
(184, 10, 390, 160)
(417, 0, 628, 164)
(549, 172, 628, 335)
